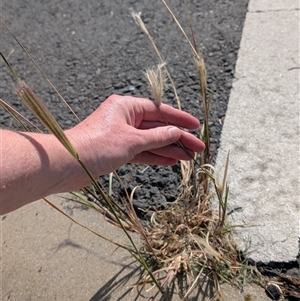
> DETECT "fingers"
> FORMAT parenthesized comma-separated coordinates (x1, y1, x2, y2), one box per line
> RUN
(130, 151, 178, 166)
(130, 141, 200, 166)
(140, 101, 200, 129)
(148, 144, 195, 161)
(106, 95, 200, 129)
(134, 125, 205, 153)
(138, 122, 205, 153)
(179, 131, 205, 153)
(131, 125, 205, 165)
(138, 121, 168, 130)
(133, 132, 205, 162)
(158, 103, 200, 129)
(131, 126, 182, 156)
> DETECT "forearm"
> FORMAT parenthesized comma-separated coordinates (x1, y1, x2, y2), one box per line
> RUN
(0, 129, 88, 214)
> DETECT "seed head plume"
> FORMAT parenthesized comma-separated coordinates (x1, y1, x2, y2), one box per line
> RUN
(132, 11, 182, 110)
(131, 11, 149, 37)
(144, 63, 167, 107)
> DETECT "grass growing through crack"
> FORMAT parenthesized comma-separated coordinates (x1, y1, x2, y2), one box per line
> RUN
(1, 1, 262, 299)
(131, 4, 261, 299)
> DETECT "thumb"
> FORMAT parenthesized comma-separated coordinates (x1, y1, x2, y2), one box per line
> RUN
(135, 126, 181, 153)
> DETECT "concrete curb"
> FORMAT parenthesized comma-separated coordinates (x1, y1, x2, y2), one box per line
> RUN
(215, 0, 299, 263)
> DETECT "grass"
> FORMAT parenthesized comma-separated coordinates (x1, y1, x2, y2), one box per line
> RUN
(0, 1, 264, 300)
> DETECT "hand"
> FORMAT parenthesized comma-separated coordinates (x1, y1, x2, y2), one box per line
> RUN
(68, 94, 205, 177)
(0, 94, 205, 213)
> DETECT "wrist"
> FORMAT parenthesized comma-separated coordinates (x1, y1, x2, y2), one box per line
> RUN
(62, 128, 100, 189)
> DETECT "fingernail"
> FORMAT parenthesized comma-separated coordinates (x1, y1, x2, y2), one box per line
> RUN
(168, 126, 180, 138)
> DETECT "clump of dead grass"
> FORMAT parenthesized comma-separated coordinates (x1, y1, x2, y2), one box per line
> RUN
(134, 151, 243, 299)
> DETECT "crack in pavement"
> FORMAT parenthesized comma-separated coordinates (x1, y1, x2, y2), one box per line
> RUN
(271, 231, 293, 246)
(249, 8, 300, 13)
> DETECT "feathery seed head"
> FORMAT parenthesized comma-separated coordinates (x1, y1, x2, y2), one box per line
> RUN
(144, 63, 167, 107)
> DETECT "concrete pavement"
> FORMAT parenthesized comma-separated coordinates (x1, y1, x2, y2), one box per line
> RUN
(1, 195, 270, 301)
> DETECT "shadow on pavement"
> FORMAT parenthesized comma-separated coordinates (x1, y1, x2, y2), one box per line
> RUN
(89, 263, 216, 301)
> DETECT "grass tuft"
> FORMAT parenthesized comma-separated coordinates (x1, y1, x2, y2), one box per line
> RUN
(128, 3, 264, 299)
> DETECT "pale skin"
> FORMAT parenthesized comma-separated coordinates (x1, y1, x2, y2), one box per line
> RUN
(0, 94, 205, 215)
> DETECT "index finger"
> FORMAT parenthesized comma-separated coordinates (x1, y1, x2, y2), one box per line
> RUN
(137, 98, 200, 130)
